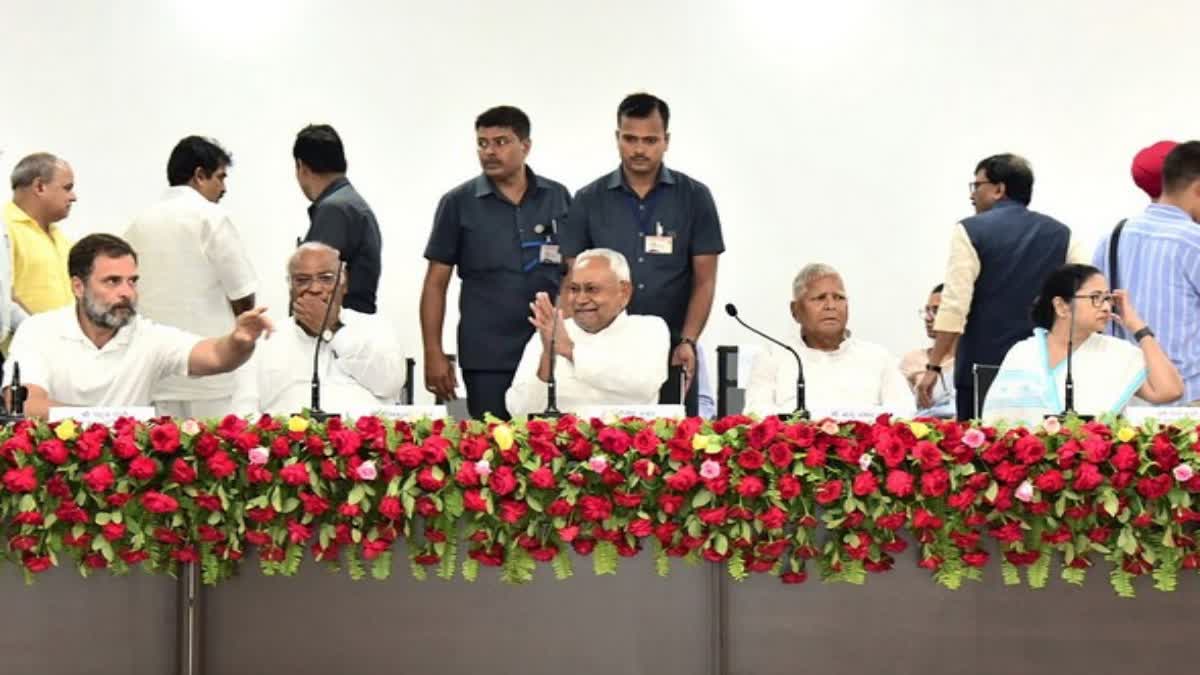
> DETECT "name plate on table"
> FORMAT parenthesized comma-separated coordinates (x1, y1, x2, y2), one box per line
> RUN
(806, 406, 893, 423)
(1124, 406, 1200, 427)
(573, 404, 687, 420)
(343, 405, 448, 420)
(49, 406, 157, 425)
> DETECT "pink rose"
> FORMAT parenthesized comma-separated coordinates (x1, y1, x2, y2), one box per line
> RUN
(1015, 479, 1035, 503)
(1174, 464, 1195, 483)
(962, 428, 986, 449)
(699, 459, 721, 480)
(356, 460, 378, 481)
(587, 454, 609, 473)
(248, 447, 270, 465)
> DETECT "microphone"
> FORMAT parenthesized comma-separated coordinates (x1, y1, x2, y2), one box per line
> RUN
(541, 295, 563, 419)
(309, 261, 345, 422)
(725, 304, 808, 419)
(1057, 293, 1093, 422)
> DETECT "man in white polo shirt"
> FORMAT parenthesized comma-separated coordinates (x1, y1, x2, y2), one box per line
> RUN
(123, 136, 257, 418)
(505, 248, 670, 416)
(232, 242, 404, 415)
(3, 234, 273, 419)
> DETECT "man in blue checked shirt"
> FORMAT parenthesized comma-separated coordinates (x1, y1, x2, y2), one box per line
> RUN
(420, 106, 572, 419)
(1093, 141, 1200, 405)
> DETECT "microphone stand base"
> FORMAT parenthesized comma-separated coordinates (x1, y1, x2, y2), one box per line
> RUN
(308, 410, 339, 423)
(538, 407, 563, 419)
(776, 410, 810, 422)
(1048, 411, 1094, 423)
(0, 413, 25, 427)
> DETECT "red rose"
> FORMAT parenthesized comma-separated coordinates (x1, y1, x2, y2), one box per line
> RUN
(338, 503, 362, 518)
(1034, 469, 1066, 494)
(192, 433, 219, 458)
(920, 468, 950, 498)
(1136, 474, 1172, 500)
(852, 471, 879, 496)
(947, 488, 977, 511)
(417, 466, 446, 492)
(1012, 434, 1046, 465)
(579, 495, 613, 522)
(736, 449, 766, 471)
(279, 463, 310, 486)
(1111, 443, 1138, 471)
(455, 461, 481, 487)
(697, 506, 728, 526)
(245, 531, 272, 546)
(547, 499, 573, 517)
(876, 512, 907, 530)
(736, 475, 766, 499)
(127, 455, 158, 480)
(767, 442, 793, 469)
(246, 465, 273, 484)
(170, 459, 197, 485)
(912, 509, 943, 530)
(141, 491, 179, 514)
(528, 465, 556, 490)
(803, 445, 828, 468)
(613, 490, 643, 508)
(330, 429, 363, 457)
(46, 474, 70, 498)
(395, 443, 423, 468)
(101, 522, 126, 541)
(994, 461, 1028, 485)
(961, 551, 990, 568)
(1150, 434, 1180, 470)
(10, 535, 37, 551)
(36, 439, 69, 465)
(246, 506, 277, 523)
(664, 465, 700, 492)
(913, 441, 943, 470)
(287, 520, 313, 544)
(758, 505, 788, 530)
(557, 525, 581, 542)
(205, 451, 237, 479)
(12, 511, 43, 526)
(877, 437, 906, 468)
(499, 499, 528, 524)
(379, 496, 404, 520)
(23, 555, 52, 573)
(633, 427, 660, 456)
(990, 521, 1023, 543)
(1080, 435, 1110, 463)
(463, 489, 488, 513)
(1073, 462, 1104, 491)
(658, 494, 684, 515)
(107, 492, 133, 508)
(82, 464, 115, 493)
(571, 538, 596, 556)
(814, 480, 843, 505)
(270, 436, 291, 458)
(628, 518, 654, 538)
(597, 427, 633, 455)
(489, 466, 518, 496)
(150, 423, 181, 453)
(780, 571, 808, 584)
(778, 474, 802, 500)
(73, 433, 104, 462)
(885, 470, 915, 497)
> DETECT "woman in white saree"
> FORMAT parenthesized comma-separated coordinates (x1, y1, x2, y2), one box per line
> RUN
(983, 264, 1183, 424)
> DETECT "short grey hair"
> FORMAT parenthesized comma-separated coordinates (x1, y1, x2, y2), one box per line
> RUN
(287, 241, 344, 274)
(792, 263, 842, 299)
(574, 248, 631, 282)
(11, 152, 63, 190)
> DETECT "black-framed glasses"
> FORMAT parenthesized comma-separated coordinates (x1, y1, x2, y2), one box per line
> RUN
(968, 180, 996, 192)
(1071, 292, 1114, 308)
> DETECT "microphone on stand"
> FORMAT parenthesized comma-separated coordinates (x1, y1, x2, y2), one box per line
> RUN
(725, 304, 808, 419)
(0, 361, 27, 425)
(540, 295, 563, 419)
(308, 261, 345, 422)
(1056, 293, 1093, 422)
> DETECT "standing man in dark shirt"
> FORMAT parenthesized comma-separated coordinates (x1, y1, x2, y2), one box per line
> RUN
(420, 106, 571, 419)
(561, 93, 724, 415)
(294, 124, 383, 314)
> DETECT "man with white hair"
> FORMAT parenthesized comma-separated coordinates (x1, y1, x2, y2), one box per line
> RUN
(232, 242, 405, 415)
(743, 263, 914, 416)
(4, 153, 76, 315)
(505, 248, 670, 416)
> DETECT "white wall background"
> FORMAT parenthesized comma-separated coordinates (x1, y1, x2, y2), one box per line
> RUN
(1, 0, 1197, 401)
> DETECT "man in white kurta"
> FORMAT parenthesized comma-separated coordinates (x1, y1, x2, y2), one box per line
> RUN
(123, 137, 257, 418)
(232, 243, 404, 415)
(505, 248, 669, 416)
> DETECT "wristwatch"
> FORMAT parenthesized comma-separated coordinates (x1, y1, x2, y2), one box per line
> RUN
(678, 336, 697, 351)
(925, 363, 943, 374)
(321, 328, 335, 342)
(1133, 326, 1155, 342)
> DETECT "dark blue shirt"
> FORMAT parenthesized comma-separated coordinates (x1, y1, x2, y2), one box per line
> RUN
(304, 177, 383, 314)
(424, 167, 571, 371)
(561, 166, 724, 336)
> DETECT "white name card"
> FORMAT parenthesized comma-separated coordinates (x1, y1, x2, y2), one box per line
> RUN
(575, 404, 687, 420)
(49, 406, 157, 425)
(343, 405, 448, 420)
(1124, 406, 1200, 427)
(805, 406, 893, 423)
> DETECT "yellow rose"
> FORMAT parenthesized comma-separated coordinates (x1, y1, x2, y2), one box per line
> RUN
(55, 419, 78, 441)
(1116, 427, 1136, 443)
(288, 416, 310, 433)
(493, 424, 515, 451)
(909, 422, 930, 440)
(692, 433, 710, 451)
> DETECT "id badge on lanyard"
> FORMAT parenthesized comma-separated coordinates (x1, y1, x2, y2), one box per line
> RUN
(644, 221, 674, 255)
(524, 218, 562, 271)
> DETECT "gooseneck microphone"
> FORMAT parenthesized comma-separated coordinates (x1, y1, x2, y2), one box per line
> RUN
(1057, 294, 1092, 422)
(541, 296, 563, 419)
(725, 304, 808, 418)
(309, 261, 345, 422)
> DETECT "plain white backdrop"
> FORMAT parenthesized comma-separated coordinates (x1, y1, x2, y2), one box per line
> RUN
(2, 0, 1197, 402)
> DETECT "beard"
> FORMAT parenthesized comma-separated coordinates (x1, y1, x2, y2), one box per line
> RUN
(82, 290, 136, 330)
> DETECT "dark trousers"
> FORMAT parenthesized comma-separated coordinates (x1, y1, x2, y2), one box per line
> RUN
(463, 369, 516, 420)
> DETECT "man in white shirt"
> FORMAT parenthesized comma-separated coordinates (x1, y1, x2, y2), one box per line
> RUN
(232, 242, 404, 415)
(744, 263, 915, 417)
(124, 136, 257, 418)
(3, 234, 273, 419)
(505, 248, 669, 416)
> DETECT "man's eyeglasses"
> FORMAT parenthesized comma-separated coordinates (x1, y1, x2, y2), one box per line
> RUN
(290, 273, 339, 290)
(1071, 292, 1114, 308)
(968, 180, 996, 192)
(919, 305, 939, 319)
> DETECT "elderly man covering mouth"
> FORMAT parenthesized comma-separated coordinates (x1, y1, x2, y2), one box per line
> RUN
(505, 248, 670, 416)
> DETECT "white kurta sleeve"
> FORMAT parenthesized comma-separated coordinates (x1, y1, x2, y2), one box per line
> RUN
(504, 333, 548, 417)
(743, 345, 787, 417)
(880, 358, 918, 416)
(571, 316, 670, 403)
(203, 213, 258, 301)
(4, 317, 49, 391)
(230, 355, 262, 416)
(326, 318, 405, 400)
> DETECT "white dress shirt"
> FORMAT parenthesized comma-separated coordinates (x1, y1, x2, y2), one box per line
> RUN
(505, 311, 670, 417)
(4, 305, 198, 407)
(744, 331, 916, 416)
(232, 309, 405, 415)
(123, 186, 257, 401)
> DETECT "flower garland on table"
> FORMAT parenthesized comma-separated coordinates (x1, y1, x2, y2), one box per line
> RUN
(1, 412, 1198, 597)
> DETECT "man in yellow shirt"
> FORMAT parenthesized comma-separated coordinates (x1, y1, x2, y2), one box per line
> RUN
(4, 153, 75, 314)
